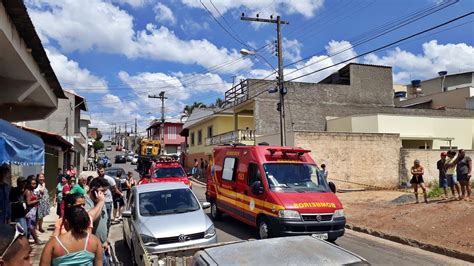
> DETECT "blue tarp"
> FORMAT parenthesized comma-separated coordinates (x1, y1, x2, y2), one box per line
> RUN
(0, 119, 44, 165)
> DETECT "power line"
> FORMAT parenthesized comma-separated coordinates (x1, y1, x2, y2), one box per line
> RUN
(282, 0, 459, 78)
(285, 11, 474, 83)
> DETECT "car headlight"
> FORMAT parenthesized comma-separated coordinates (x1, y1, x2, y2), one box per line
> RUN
(204, 224, 216, 238)
(278, 210, 301, 220)
(334, 209, 345, 218)
(140, 234, 159, 246)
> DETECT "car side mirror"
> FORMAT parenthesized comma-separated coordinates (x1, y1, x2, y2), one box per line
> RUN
(251, 180, 264, 195)
(328, 182, 336, 193)
(201, 202, 211, 209)
(122, 210, 132, 218)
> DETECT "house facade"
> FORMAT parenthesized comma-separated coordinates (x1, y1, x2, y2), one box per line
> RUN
(147, 121, 186, 155)
(19, 90, 89, 173)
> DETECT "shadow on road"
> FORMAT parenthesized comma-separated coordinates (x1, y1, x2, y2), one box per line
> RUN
(207, 213, 255, 240)
(114, 239, 133, 266)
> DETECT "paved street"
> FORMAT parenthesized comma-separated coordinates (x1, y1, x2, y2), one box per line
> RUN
(104, 149, 469, 266)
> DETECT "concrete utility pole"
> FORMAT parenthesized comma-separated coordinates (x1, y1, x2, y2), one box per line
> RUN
(148, 91, 167, 155)
(241, 14, 289, 146)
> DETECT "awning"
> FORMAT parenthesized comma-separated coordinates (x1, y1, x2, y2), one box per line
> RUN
(0, 119, 44, 165)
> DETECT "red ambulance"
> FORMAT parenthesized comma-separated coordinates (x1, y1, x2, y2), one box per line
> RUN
(147, 161, 192, 187)
(206, 144, 345, 241)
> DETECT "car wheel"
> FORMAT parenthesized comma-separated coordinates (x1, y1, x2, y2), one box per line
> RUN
(210, 201, 222, 220)
(257, 217, 272, 239)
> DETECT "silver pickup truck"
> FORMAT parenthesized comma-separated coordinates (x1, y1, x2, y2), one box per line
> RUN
(142, 235, 369, 266)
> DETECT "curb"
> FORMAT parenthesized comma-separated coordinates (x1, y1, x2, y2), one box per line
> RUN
(191, 177, 207, 187)
(346, 224, 474, 263)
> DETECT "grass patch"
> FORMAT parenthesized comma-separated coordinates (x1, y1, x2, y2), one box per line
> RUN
(428, 181, 445, 198)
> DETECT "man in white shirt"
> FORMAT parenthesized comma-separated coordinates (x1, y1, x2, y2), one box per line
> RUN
(97, 166, 123, 232)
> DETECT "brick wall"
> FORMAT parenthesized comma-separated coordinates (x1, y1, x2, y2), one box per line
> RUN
(293, 131, 402, 189)
(400, 149, 474, 185)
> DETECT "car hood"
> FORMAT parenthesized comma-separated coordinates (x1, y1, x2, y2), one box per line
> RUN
(137, 209, 212, 238)
(272, 192, 343, 213)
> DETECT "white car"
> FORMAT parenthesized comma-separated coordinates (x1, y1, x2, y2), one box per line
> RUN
(122, 183, 217, 264)
(131, 155, 138, 165)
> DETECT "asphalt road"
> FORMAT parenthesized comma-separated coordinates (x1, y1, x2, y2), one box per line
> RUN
(104, 149, 470, 266)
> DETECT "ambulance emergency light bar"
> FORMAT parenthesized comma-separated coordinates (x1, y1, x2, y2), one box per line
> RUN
(267, 147, 311, 157)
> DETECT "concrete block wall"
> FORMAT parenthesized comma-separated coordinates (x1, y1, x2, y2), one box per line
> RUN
(400, 149, 474, 185)
(293, 131, 402, 189)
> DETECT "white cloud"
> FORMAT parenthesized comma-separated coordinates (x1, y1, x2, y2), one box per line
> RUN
(364, 40, 474, 83)
(153, 2, 176, 25)
(180, 18, 210, 33)
(46, 49, 109, 93)
(133, 24, 253, 73)
(27, 0, 252, 73)
(181, 0, 325, 18)
(28, 0, 136, 54)
(283, 38, 302, 62)
(112, 0, 149, 8)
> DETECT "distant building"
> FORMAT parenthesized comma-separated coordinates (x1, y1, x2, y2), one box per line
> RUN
(88, 127, 98, 139)
(19, 90, 89, 173)
(395, 71, 474, 109)
(147, 121, 185, 155)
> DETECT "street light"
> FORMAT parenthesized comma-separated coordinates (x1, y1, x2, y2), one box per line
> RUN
(240, 49, 277, 71)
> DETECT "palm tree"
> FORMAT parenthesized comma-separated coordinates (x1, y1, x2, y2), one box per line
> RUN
(180, 102, 207, 122)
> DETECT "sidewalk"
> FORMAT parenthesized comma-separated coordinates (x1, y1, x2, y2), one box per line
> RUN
(31, 206, 59, 264)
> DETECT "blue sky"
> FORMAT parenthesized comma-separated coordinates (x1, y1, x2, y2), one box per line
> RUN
(25, 0, 474, 135)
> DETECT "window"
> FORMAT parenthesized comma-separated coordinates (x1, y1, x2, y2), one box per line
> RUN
(247, 163, 261, 186)
(138, 189, 200, 216)
(190, 132, 195, 146)
(207, 126, 213, 138)
(198, 130, 202, 145)
(168, 126, 176, 140)
(222, 157, 237, 181)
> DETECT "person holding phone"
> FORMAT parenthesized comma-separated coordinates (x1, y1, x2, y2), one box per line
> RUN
(85, 178, 110, 265)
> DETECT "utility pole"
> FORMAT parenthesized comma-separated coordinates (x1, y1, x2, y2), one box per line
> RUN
(241, 14, 289, 146)
(148, 91, 168, 155)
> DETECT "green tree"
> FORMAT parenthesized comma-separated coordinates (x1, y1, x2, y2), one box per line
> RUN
(180, 102, 207, 121)
(93, 140, 104, 152)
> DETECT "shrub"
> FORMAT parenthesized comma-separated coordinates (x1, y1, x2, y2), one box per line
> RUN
(427, 181, 445, 198)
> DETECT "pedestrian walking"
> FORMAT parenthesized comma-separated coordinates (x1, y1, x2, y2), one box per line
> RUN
(445, 150, 461, 199)
(66, 165, 77, 178)
(318, 164, 328, 180)
(35, 173, 50, 233)
(9, 177, 28, 237)
(456, 149, 472, 200)
(40, 206, 103, 266)
(70, 175, 87, 196)
(410, 159, 428, 203)
(54, 176, 67, 216)
(85, 177, 110, 265)
(53, 193, 93, 237)
(192, 159, 199, 178)
(200, 158, 205, 178)
(97, 166, 121, 231)
(24, 176, 43, 245)
(112, 172, 125, 222)
(0, 223, 31, 266)
(0, 165, 11, 224)
(124, 172, 136, 202)
(437, 152, 448, 200)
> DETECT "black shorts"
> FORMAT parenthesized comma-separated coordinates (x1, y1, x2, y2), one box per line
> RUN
(113, 197, 124, 208)
(410, 175, 424, 184)
(457, 174, 470, 183)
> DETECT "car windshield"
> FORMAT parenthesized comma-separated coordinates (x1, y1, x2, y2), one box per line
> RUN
(263, 163, 330, 192)
(139, 188, 200, 216)
(154, 167, 185, 178)
(106, 169, 125, 178)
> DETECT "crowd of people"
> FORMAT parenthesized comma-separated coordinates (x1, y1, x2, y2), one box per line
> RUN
(0, 163, 136, 265)
(411, 149, 472, 203)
